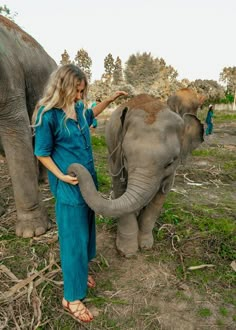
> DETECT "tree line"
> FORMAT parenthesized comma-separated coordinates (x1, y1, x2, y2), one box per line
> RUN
(60, 49, 236, 106)
(1, 5, 235, 106)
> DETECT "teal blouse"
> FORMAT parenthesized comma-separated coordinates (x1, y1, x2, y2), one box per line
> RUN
(34, 102, 97, 205)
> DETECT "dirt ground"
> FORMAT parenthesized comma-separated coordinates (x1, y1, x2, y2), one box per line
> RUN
(0, 117, 236, 329)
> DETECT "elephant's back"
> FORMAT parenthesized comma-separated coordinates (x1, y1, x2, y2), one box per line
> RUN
(0, 15, 56, 70)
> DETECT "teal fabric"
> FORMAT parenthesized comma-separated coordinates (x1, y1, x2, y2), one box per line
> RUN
(205, 110, 214, 135)
(34, 101, 97, 301)
(56, 201, 96, 301)
(91, 117, 98, 128)
(34, 102, 97, 205)
(205, 110, 213, 124)
(90, 102, 98, 128)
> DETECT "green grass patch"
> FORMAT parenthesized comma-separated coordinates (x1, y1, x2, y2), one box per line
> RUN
(91, 134, 107, 147)
(192, 148, 236, 161)
(219, 307, 229, 317)
(96, 169, 111, 192)
(198, 109, 236, 124)
(214, 113, 236, 123)
(197, 307, 212, 317)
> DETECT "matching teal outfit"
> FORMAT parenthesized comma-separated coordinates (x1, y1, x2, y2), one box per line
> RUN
(205, 109, 214, 135)
(34, 102, 97, 301)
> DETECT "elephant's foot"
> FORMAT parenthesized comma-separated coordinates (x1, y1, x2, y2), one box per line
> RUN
(116, 230, 139, 258)
(15, 208, 52, 238)
(138, 231, 154, 250)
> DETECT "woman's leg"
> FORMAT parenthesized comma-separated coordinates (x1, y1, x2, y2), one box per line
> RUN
(56, 201, 96, 301)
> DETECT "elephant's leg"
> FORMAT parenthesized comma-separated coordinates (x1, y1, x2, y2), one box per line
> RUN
(116, 213, 139, 257)
(138, 192, 166, 250)
(1, 111, 51, 237)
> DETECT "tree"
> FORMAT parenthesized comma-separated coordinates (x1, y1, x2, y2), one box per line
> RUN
(104, 53, 115, 82)
(60, 50, 71, 65)
(113, 56, 123, 85)
(189, 79, 225, 104)
(220, 66, 236, 94)
(124, 52, 178, 99)
(74, 49, 92, 82)
(0, 5, 17, 21)
(220, 67, 236, 109)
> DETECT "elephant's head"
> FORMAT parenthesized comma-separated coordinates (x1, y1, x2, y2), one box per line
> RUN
(68, 92, 204, 217)
(167, 88, 205, 117)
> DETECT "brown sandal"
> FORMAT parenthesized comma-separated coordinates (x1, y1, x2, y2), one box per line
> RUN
(62, 299, 93, 323)
(87, 275, 96, 288)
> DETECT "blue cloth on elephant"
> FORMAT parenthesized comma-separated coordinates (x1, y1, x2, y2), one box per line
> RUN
(34, 101, 97, 301)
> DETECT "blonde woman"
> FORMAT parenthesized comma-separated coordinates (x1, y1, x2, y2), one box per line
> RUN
(33, 64, 127, 323)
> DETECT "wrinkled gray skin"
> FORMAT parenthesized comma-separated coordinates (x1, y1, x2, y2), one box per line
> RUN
(0, 15, 56, 237)
(69, 92, 204, 257)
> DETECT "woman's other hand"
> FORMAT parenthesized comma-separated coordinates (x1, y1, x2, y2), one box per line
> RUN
(60, 174, 79, 185)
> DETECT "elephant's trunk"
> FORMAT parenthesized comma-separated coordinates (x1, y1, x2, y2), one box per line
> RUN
(68, 163, 159, 217)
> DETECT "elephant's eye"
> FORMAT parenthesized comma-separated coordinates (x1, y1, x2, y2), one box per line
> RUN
(164, 161, 173, 169)
(164, 156, 178, 169)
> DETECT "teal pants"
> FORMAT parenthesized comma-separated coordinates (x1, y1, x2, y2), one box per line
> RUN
(55, 201, 96, 301)
(206, 123, 213, 135)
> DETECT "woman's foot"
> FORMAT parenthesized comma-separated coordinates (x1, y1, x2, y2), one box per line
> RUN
(62, 298, 93, 323)
(87, 275, 96, 288)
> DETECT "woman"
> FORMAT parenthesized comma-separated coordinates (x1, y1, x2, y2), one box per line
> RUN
(33, 64, 127, 322)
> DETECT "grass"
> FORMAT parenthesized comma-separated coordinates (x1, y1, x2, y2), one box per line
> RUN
(197, 308, 212, 317)
(198, 108, 236, 124)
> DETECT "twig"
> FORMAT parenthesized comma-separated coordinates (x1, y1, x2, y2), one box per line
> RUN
(188, 264, 215, 270)
(0, 262, 58, 303)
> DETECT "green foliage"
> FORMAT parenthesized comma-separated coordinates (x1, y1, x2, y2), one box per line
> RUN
(0, 5, 17, 21)
(219, 92, 234, 104)
(189, 79, 225, 103)
(197, 308, 213, 317)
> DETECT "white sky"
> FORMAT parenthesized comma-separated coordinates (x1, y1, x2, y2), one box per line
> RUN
(5, 0, 236, 82)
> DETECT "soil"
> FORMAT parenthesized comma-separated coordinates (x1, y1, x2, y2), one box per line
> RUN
(0, 118, 235, 330)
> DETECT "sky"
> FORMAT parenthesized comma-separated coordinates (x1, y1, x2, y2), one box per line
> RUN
(5, 0, 236, 83)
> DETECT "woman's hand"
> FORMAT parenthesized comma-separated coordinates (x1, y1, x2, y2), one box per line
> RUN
(92, 91, 128, 117)
(109, 91, 128, 102)
(60, 174, 79, 185)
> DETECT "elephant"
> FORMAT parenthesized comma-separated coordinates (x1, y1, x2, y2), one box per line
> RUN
(0, 15, 57, 237)
(68, 90, 204, 257)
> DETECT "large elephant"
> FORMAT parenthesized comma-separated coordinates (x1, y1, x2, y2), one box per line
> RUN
(69, 91, 204, 256)
(0, 15, 56, 237)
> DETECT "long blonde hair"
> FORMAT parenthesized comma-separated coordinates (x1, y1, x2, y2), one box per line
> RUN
(32, 64, 88, 125)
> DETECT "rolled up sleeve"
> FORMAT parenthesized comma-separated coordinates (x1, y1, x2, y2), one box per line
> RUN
(85, 108, 95, 127)
(34, 112, 54, 157)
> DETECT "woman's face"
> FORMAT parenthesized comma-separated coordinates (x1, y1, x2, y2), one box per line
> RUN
(74, 80, 86, 102)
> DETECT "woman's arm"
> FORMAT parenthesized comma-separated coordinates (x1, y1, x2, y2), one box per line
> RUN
(37, 156, 78, 185)
(92, 91, 128, 117)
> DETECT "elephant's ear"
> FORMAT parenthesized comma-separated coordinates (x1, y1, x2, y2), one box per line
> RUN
(181, 114, 204, 163)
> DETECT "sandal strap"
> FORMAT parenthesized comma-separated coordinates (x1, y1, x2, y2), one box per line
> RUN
(65, 300, 88, 316)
